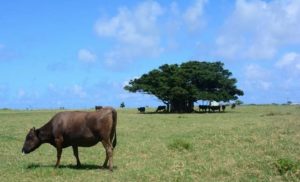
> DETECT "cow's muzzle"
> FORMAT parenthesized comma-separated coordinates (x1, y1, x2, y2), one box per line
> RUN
(22, 148, 28, 155)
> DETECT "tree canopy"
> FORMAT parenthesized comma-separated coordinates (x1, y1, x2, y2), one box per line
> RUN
(124, 61, 244, 112)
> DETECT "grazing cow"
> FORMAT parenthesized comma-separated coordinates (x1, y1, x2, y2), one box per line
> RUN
(95, 106, 103, 111)
(156, 105, 166, 112)
(209, 105, 221, 112)
(137, 107, 145, 113)
(22, 107, 117, 171)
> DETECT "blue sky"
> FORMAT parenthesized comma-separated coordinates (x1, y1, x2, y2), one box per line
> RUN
(1, 0, 300, 109)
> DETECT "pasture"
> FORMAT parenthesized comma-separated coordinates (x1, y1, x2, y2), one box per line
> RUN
(0, 105, 300, 181)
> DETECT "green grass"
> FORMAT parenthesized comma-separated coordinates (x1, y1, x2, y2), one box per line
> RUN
(0, 106, 300, 181)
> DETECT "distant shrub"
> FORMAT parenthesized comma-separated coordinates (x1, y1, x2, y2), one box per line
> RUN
(120, 102, 125, 108)
(168, 139, 193, 151)
(266, 112, 276, 116)
(275, 158, 300, 175)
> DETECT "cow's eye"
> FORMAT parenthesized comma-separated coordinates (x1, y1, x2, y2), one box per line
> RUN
(27, 134, 33, 139)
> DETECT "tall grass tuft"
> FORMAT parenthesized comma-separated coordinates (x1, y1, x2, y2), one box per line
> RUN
(168, 139, 193, 151)
(275, 158, 300, 176)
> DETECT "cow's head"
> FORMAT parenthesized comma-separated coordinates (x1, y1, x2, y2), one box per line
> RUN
(22, 127, 41, 154)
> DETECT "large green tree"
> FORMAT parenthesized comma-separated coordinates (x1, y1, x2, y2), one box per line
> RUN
(124, 61, 244, 112)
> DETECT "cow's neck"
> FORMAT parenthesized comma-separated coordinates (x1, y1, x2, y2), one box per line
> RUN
(37, 122, 53, 143)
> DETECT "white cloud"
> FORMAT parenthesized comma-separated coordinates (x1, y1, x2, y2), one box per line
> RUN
(276, 52, 300, 69)
(183, 0, 207, 32)
(96, 2, 163, 48)
(78, 49, 96, 63)
(69, 84, 87, 98)
(245, 64, 268, 79)
(95, 1, 164, 68)
(48, 83, 87, 99)
(95, 1, 163, 45)
(276, 52, 300, 76)
(48, 83, 58, 93)
(16, 88, 40, 100)
(94, 1, 208, 68)
(244, 64, 272, 91)
(18, 89, 26, 98)
(216, 0, 300, 60)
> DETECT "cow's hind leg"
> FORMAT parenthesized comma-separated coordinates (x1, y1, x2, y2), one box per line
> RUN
(72, 145, 81, 167)
(101, 140, 113, 171)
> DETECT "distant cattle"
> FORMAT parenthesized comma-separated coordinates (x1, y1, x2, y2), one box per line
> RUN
(199, 105, 226, 112)
(221, 105, 226, 112)
(137, 107, 145, 113)
(231, 103, 236, 109)
(209, 105, 221, 112)
(95, 106, 103, 111)
(156, 105, 166, 112)
(22, 107, 117, 171)
(199, 105, 209, 112)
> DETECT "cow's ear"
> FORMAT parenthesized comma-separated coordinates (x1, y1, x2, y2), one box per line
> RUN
(31, 127, 35, 131)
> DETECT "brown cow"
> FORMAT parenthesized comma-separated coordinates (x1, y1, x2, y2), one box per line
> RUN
(22, 107, 117, 171)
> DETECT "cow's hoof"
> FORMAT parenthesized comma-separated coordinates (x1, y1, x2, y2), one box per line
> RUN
(100, 165, 108, 169)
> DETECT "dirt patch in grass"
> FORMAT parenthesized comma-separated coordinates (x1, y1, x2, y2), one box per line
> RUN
(261, 111, 291, 117)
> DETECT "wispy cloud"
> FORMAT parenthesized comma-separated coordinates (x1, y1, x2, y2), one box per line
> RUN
(183, 0, 207, 32)
(94, 0, 208, 69)
(215, 0, 300, 60)
(244, 64, 272, 91)
(78, 49, 97, 63)
(95, 1, 164, 68)
(69, 84, 87, 98)
(276, 52, 300, 73)
(275, 52, 300, 93)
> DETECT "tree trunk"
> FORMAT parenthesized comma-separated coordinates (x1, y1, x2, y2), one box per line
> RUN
(187, 100, 194, 112)
(170, 99, 194, 113)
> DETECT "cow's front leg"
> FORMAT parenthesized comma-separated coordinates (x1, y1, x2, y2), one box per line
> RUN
(54, 137, 63, 168)
(72, 145, 81, 167)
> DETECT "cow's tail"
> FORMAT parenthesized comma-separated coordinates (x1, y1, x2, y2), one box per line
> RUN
(111, 108, 117, 149)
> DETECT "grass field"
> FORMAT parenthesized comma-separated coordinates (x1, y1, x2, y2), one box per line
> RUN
(0, 105, 300, 181)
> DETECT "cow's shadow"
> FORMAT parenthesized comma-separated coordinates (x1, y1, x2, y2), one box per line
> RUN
(26, 163, 117, 170)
